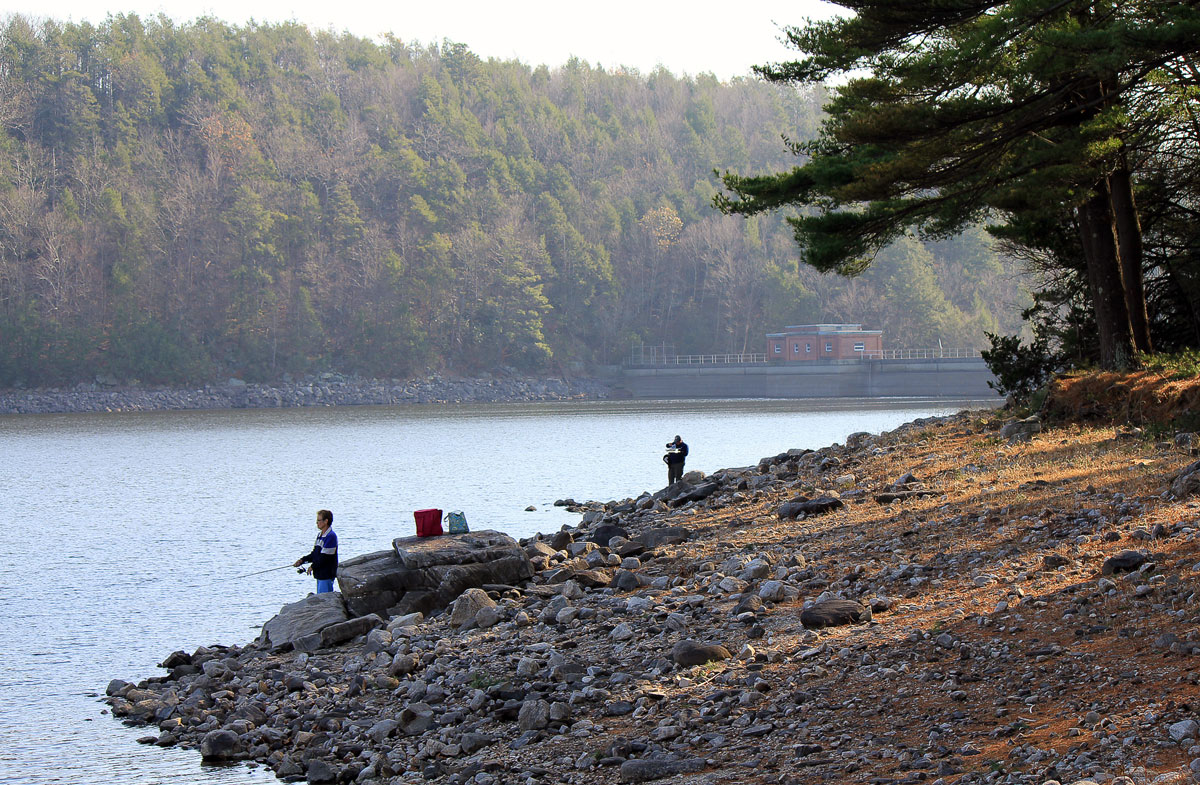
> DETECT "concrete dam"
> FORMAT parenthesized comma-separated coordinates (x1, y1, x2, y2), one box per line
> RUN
(615, 357, 1000, 400)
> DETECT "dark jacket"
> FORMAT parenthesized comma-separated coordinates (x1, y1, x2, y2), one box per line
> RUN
(299, 528, 338, 580)
(664, 441, 689, 465)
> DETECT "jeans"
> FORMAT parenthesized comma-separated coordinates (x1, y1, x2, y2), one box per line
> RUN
(316, 579, 335, 594)
(667, 462, 684, 485)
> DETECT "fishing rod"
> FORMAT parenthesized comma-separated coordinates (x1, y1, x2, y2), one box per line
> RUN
(228, 564, 305, 581)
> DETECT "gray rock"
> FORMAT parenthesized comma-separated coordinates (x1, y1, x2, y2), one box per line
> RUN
(777, 495, 844, 519)
(1043, 553, 1073, 570)
(199, 729, 239, 760)
(293, 632, 323, 653)
(313, 614, 385, 649)
(1171, 460, 1200, 498)
(606, 700, 635, 716)
(460, 732, 496, 754)
(758, 580, 786, 602)
(1000, 416, 1042, 442)
(475, 605, 502, 628)
(363, 628, 392, 654)
(449, 587, 496, 628)
(257, 593, 350, 650)
(367, 719, 399, 743)
(590, 523, 630, 546)
(846, 431, 875, 449)
(800, 598, 871, 628)
(610, 569, 641, 592)
(400, 702, 435, 735)
(619, 757, 706, 782)
(304, 758, 338, 784)
(1102, 549, 1147, 575)
(669, 482, 719, 507)
(276, 755, 304, 777)
(610, 622, 635, 641)
(518, 699, 551, 730)
(525, 541, 558, 560)
(1170, 719, 1199, 742)
(672, 639, 732, 667)
(637, 527, 692, 548)
(734, 595, 763, 615)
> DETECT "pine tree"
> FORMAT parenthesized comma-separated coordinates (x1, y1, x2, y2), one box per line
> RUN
(717, 0, 1200, 370)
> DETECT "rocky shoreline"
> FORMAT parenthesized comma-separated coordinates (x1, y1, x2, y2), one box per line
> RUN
(103, 407, 1200, 785)
(0, 374, 611, 415)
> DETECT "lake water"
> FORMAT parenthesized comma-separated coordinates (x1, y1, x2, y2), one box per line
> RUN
(0, 397, 994, 784)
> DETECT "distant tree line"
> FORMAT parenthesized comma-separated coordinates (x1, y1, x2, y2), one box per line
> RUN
(0, 14, 1028, 386)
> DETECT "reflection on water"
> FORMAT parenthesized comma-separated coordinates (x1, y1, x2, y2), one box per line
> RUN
(0, 397, 993, 784)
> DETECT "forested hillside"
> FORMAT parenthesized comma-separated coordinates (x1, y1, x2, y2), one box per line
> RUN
(0, 14, 1028, 386)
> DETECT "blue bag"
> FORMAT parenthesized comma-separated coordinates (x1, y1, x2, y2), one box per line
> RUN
(446, 510, 469, 534)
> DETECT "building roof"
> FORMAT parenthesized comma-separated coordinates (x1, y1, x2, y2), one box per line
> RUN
(767, 324, 882, 337)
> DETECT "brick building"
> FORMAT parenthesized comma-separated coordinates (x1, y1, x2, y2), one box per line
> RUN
(766, 324, 883, 361)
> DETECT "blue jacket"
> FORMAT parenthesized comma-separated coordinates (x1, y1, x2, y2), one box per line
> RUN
(299, 528, 338, 580)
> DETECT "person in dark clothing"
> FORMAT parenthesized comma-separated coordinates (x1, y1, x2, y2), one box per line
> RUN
(294, 509, 338, 593)
(663, 435, 689, 485)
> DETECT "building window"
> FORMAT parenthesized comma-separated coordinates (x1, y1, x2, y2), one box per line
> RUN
(853, 342, 865, 352)
(825, 342, 833, 352)
(792, 344, 800, 353)
(773, 344, 782, 354)
(805, 343, 812, 353)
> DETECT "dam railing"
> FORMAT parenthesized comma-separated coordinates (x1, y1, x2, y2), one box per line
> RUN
(628, 346, 981, 367)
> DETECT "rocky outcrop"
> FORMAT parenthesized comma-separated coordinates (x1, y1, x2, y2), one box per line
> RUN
(338, 530, 533, 618)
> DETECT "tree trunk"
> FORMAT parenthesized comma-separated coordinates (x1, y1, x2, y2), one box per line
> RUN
(1109, 155, 1152, 353)
(1076, 183, 1137, 371)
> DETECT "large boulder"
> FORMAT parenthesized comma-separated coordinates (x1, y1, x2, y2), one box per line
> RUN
(1102, 549, 1147, 576)
(1171, 460, 1200, 498)
(669, 481, 720, 507)
(293, 613, 386, 652)
(1000, 416, 1042, 443)
(257, 592, 350, 650)
(671, 639, 732, 667)
(777, 495, 844, 519)
(339, 530, 533, 618)
(800, 598, 871, 628)
(449, 587, 497, 628)
(637, 527, 692, 548)
(334, 551, 416, 618)
(199, 729, 240, 760)
(588, 523, 630, 546)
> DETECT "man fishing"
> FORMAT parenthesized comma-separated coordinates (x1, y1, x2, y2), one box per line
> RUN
(293, 509, 338, 593)
(663, 435, 688, 486)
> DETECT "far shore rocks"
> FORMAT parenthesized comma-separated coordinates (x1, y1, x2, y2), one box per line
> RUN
(0, 372, 610, 415)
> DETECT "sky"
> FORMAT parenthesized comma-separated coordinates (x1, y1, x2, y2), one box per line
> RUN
(5, 0, 844, 81)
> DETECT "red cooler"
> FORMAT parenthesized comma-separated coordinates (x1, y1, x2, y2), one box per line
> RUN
(414, 508, 443, 537)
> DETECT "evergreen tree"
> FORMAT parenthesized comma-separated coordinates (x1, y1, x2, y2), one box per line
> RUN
(717, 0, 1200, 370)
